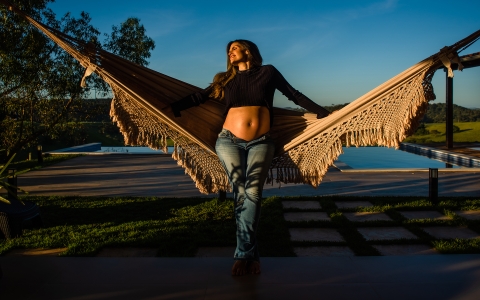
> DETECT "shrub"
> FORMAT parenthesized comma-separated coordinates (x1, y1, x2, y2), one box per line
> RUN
(414, 123, 429, 135)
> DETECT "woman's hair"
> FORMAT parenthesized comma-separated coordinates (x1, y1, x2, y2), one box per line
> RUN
(209, 39, 263, 100)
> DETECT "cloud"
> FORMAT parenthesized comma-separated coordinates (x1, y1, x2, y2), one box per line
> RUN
(135, 9, 196, 38)
(311, 0, 397, 25)
(342, 0, 397, 20)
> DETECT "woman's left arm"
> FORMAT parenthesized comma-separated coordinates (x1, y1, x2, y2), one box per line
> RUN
(272, 66, 330, 118)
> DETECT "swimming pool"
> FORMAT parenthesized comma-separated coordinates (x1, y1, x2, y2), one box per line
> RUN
(97, 146, 461, 168)
(49, 143, 479, 170)
(98, 146, 174, 154)
(335, 146, 461, 170)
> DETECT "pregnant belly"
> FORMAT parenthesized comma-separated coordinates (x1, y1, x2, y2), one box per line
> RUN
(223, 106, 270, 141)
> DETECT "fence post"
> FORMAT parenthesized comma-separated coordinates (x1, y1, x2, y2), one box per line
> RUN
(37, 145, 43, 164)
(429, 168, 438, 204)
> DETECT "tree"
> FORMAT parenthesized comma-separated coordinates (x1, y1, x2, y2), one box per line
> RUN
(422, 103, 480, 123)
(0, 1, 155, 162)
(104, 17, 155, 66)
(0, 0, 102, 161)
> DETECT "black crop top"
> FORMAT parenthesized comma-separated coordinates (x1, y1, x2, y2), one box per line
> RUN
(170, 65, 329, 126)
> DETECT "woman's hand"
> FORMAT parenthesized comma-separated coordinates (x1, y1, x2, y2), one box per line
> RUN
(317, 110, 338, 119)
(161, 105, 180, 117)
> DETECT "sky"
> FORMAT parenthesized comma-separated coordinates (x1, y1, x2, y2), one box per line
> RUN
(48, 0, 480, 108)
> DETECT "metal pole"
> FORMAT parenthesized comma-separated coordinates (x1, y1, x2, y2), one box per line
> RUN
(429, 168, 438, 204)
(7, 168, 17, 200)
(445, 69, 453, 149)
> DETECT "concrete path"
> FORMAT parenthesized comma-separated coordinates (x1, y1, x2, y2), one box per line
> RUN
(14, 154, 480, 197)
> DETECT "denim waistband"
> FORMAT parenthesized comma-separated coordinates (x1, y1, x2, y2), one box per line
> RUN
(218, 128, 271, 144)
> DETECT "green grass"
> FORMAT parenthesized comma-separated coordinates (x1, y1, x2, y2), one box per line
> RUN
(405, 122, 480, 143)
(1, 196, 479, 256)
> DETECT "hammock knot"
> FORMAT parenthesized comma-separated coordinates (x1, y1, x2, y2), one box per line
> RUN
(439, 46, 464, 78)
(80, 64, 97, 88)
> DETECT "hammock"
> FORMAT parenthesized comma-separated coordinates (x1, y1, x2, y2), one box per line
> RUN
(5, 3, 480, 194)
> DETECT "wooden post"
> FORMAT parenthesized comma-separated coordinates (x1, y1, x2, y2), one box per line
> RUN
(37, 145, 43, 164)
(445, 69, 454, 149)
(429, 168, 439, 204)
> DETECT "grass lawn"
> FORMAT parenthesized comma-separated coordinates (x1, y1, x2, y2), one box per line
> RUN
(1, 196, 479, 257)
(405, 122, 480, 143)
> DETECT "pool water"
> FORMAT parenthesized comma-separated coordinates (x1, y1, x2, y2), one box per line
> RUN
(96, 146, 462, 169)
(335, 147, 460, 169)
(98, 147, 174, 154)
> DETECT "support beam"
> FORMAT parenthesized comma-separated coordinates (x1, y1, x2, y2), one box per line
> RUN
(445, 69, 454, 149)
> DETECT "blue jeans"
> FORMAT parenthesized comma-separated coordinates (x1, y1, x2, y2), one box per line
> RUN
(215, 128, 275, 261)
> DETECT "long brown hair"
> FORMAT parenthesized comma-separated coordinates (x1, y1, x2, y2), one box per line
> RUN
(209, 39, 263, 100)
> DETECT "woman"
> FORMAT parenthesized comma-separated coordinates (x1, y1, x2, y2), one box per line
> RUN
(168, 40, 329, 276)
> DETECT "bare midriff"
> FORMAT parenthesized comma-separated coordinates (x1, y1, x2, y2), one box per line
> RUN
(223, 106, 270, 141)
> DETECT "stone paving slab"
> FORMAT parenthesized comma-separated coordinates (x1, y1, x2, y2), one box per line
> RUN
(399, 211, 451, 220)
(283, 212, 331, 222)
(421, 227, 480, 239)
(96, 247, 158, 257)
(455, 210, 480, 220)
(289, 228, 344, 242)
(294, 246, 355, 257)
(335, 201, 373, 209)
(344, 212, 393, 222)
(282, 201, 321, 209)
(4, 248, 68, 256)
(373, 245, 438, 256)
(357, 227, 418, 241)
(195, 247, 234, 257)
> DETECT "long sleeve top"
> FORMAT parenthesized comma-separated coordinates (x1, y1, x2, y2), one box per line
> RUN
(171, 64, 330, 126)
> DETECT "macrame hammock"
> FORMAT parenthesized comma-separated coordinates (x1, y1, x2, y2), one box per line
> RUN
(7, 3, 480, 194)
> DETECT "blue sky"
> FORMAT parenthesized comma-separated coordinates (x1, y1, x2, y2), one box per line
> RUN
(48, 0, 480, 108)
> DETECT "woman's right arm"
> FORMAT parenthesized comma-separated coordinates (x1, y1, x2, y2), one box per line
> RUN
(170, 86, 212, 117)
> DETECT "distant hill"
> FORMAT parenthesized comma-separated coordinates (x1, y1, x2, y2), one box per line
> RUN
(421, 103, 480, 123)
(82, 99, 480, 123)
(286, 103, 480, 123)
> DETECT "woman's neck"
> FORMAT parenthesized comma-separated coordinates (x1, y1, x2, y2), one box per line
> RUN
(236, 61, 251, 71)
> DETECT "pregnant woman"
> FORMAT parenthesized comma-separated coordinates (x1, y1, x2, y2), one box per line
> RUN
(168, 39, 329, 276)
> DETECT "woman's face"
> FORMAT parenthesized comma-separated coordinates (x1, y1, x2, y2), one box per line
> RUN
(228, 42, 249, 66)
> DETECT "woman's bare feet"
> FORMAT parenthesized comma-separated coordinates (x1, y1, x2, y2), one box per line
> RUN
(231, 260, 248, 276)
(248, 261, 261, 274)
